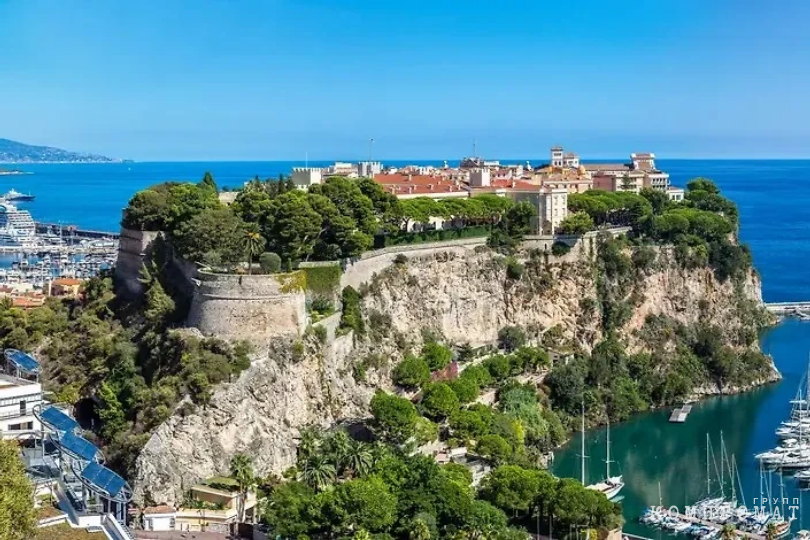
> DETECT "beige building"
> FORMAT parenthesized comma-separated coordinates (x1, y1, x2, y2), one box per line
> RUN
(142, 482, 258, 533)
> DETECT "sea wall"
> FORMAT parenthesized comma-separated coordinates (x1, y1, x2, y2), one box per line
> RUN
(185, 270, 308, 346)
(115, 227, 160, 297)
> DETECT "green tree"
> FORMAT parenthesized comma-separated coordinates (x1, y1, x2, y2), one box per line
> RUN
(448, 376, 480, 404)
(422, 341, 453, 371)
(497, 326, 526, 352)
(393, 355, 431, 389)
(328, 476, 398, 534)
(200, 171, 218, 193)
(343, 440, 374, 478)
(267, 191, 322, 263)
(0, 440, 36, 540)
(172, 207, 247, 264)
(504, 201, 537, 238)
(640, 187, 670, 214)
(721, 523, 736, 540)
(557, 211, 594, 235)
(97, 381, 126, 440)
(229, 454, 256, 523)
(475, 434, 513, 465)
(449, 409, 491, 440)
(479, 465, 544, 516)
(370, 391, 419, 443)
(421, 383, 460, 420)
(263, 481, 316, 538)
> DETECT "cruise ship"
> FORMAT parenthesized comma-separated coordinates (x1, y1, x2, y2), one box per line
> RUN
(0, 199, 36, 247)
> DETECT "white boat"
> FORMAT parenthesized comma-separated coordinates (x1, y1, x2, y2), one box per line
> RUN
(587, 419, 624, 500)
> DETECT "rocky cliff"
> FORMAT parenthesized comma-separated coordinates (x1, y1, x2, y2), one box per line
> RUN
(133, 238, 774, 505)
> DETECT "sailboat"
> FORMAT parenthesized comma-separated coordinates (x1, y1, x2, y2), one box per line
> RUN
(587, 418, 625, 500)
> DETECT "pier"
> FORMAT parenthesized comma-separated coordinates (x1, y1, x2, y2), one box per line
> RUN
(661, 511, 765, 540)
(764, 301, 810, 320)
(669, 403, 693, 423)
(34, 222, 120, 241)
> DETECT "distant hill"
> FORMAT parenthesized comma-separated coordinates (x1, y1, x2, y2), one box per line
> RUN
(0, 137, 122, 163)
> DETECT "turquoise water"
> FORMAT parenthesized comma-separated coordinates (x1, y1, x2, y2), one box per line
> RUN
(553, 319, 810, 535)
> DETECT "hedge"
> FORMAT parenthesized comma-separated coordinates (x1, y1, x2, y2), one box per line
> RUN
(374, 225, 491, 248)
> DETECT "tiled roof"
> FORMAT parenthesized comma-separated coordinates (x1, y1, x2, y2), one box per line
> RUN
(53, 278, 82, 286)
(583, 164, 630, 171)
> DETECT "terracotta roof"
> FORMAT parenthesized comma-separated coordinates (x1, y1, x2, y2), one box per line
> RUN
(12, 297, 44, 308)
(53, 278, 82, 286)
(583, 164, 630, 171)
(143, 505, 176, 515)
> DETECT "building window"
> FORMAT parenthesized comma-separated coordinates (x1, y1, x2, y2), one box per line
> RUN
(20, 400, 26, 415)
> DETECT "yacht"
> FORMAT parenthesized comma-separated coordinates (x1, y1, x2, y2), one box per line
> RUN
(0, 199, 36, 247)
(2, 189, 35, 202)
(587, 419, 624, 500)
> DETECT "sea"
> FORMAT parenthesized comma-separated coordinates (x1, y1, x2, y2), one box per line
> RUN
(5, 159, 810, 533)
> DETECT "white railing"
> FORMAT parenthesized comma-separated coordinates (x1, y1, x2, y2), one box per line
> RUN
(102, 514, 135, 540)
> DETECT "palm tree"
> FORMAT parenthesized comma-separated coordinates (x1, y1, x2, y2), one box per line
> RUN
(343, 440, 373, 478)
(765, 522, 778, 540)
(297, 454, 336, 491)
(721, 523, 736, 540)
(410, 518, 432, 540)
(242, 230, 266, 274)
(297, 426, 323, 463)
(229, 454, 255, 524)
(326, 430, 352, 472)
(353, 529, 372, 540)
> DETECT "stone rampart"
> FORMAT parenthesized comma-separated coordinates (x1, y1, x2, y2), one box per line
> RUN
(115, 227, 160, 297)
(186, 270, 307, 347)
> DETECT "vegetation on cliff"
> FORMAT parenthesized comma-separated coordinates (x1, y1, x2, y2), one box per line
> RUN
(0, 267, 251, 476)
(259, 427, 621, 539)
(0, 439, 37, 539)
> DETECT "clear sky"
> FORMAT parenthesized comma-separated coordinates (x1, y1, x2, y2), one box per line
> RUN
(1, 0, 809, 161)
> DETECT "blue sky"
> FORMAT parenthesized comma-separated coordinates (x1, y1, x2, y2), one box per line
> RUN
(1, 0, 809, 161)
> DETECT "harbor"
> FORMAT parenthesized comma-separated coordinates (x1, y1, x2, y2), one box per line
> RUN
(552, 319, 810, 540)
(0, 190, 118, 295)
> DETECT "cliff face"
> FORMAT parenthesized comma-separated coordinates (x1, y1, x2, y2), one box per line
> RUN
(133, 240, 771, 505)
(133, 317, 380, 505)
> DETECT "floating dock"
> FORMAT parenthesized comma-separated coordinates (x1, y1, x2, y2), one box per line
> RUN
(669, 404, 692, 423)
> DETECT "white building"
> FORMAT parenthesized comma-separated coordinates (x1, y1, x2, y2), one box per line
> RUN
(291, 167, 323, 190)
(667, 187, 685, 202)
(358, 161, 383, 178)
(550, 147, 580, 168)
(1, 350, 44, 440)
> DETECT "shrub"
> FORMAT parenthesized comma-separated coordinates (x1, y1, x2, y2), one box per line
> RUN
(460, 365, 494, 388)
(475, 434, 513, 464)
(551, 241, 571, 257)
(259, 252, 282, 273)
(483, 355, 512, 381)
(421, 383, 460, 420)
(394, 254, 409, 265)
(339, 286, 364, 336)
(422, 341, 453, 371)
(310, 297, 334, 315)
(392, 355, 431, 389)
(448, 377, 480, 404)
(505, 257, 523, 280)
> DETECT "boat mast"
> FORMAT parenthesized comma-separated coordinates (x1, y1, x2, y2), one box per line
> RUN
(707, 433, 711, 496)
(580, 401, 587, 485)
(720, 431, 726, 497)
(605, 419, 612, 479)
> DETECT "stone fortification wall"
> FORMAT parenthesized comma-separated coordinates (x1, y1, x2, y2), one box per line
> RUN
(115, 227, 160, 297)
(340, 237, 486, 291)
(186, 270, 307, 347)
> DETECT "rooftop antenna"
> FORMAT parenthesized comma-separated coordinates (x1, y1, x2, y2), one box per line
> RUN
(473, 138, 477, 158)
(368, 138, 374, 162)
